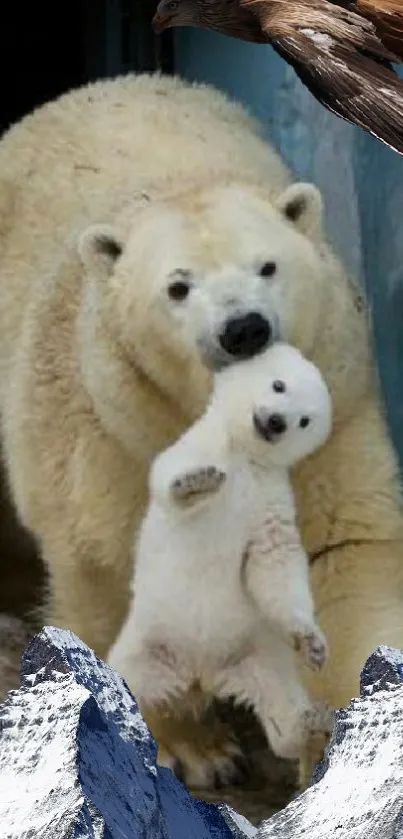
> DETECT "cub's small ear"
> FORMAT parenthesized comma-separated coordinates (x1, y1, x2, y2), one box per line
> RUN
(78, 224, 124, 278)
(276, 183, 323, 238)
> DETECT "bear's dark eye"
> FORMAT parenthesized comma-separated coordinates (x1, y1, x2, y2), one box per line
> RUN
(167, 280, 190, 301)
(299, 416, 310, 428)
(97, 236, 123, 260)
(273, 379, 286, 393)
(259, 261, 277, 278)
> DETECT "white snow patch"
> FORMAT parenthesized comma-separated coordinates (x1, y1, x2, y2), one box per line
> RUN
(144, 757, 158, 777)
(0, 675, 94, 835)
(224, 805, 258, 837)
(260, 684, 403, 837)
(41, 627, 151, 744)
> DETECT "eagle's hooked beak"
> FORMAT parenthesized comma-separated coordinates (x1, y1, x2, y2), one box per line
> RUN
(152, 11, 172, 34)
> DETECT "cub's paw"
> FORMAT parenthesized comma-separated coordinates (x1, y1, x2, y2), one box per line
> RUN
(292, 627, 328, 671)
(170, 465, 226, 506)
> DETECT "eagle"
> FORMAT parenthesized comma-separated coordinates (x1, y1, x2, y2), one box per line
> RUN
(152, 0, 403, 155)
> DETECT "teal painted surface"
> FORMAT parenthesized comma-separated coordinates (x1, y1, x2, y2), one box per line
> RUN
(175, 31, 403, 466)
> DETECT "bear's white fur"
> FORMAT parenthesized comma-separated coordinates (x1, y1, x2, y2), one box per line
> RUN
(0, 73, 403, 788)
(109, 343, 333, 759)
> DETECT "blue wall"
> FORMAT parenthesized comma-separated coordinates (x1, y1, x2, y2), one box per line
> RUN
(175, 31, 403, 466)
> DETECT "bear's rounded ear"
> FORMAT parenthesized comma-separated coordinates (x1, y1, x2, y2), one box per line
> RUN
(78, 224, 124, 278)
(276, 183, 323, 238)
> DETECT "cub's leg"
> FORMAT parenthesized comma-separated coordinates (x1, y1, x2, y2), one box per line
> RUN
(244, 514, 328, 671)
(51, 566, 245, 790)
(108, 607, 245, 790)
(213, 640, 333, 763)
(109, 630, 188, 712)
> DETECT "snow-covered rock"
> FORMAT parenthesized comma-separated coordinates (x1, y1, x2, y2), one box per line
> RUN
(0, 626, 254, 839)
(257, 645, 403, 839)
(1, 629, 402, 839)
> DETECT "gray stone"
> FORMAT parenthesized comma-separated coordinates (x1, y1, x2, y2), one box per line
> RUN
(0, 626, 253, 839)
(1, 630, 403, 839)
(258, 645, 403, 838)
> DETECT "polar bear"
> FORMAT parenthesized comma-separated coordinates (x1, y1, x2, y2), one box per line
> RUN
(109, 343, 333, 761)
(0, 73, 402, 790)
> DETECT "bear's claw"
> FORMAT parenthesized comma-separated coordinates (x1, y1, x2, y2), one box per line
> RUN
(157, 732, 247, 790)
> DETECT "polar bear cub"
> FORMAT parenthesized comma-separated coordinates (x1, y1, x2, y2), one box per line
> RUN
(109, 343, 333, 759)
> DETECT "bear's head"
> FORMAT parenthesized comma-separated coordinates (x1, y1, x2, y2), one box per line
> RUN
(78, 182, 326, 394)
(211, 342, 332, 467)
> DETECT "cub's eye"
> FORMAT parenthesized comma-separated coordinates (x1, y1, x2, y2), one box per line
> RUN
(168, 0, 178, 8)
(259, 261, 277, 278)
(167, 280, 191, 301)
(299, 416, 310, 428)
(273, 380, 286, 393)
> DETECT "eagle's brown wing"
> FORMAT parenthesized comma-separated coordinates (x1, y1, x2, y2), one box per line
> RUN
(357, 0, 403, 59)
(243, 0, 403, 154)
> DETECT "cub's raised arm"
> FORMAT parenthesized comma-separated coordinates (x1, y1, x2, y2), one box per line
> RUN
(149, 409, 230, 509)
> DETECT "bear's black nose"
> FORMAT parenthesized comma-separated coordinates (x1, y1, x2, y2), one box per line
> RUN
(267, 413, 287, 435)
(219, 313, 271, 358)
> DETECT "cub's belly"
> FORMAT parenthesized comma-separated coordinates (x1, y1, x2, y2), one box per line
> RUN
(135, 494, 263, 665)
(172, 575, 255, 644)
(135, 555, 258, 667)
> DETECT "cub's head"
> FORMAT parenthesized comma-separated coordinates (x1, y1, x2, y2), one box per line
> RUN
(78, 182, 326, 388)
(213, 343, 332, 467)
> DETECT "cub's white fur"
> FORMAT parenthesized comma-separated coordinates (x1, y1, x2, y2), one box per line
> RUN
(109, 343, 333, 759)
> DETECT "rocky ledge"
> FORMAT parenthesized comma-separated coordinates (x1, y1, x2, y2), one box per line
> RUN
(0, 627, 402, 838)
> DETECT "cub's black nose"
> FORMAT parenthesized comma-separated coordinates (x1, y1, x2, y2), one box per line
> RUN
(219, 312, 271, 358)
(267, 413, 287, 435)
(253, 411, 287, 442)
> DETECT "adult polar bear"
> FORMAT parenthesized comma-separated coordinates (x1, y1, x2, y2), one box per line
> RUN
(0, 73, 402, 788)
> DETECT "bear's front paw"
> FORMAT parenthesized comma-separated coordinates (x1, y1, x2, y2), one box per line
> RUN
(298, 700, 334, 790)
(170, 465, 226, 506)
(292, 627, 328, 671)
(303, 700, 334, 737)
